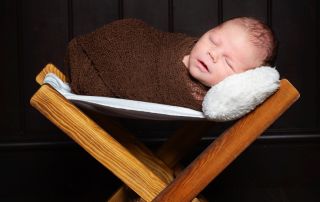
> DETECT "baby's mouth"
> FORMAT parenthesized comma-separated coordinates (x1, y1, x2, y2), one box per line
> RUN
(197, 59, 209, 72)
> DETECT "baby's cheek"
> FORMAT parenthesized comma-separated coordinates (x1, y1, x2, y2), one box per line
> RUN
(192, 43, 206, 55)
(219, 71, 235, 82)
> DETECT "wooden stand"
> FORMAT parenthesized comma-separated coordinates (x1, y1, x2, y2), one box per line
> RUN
(30, 64, 299, 201)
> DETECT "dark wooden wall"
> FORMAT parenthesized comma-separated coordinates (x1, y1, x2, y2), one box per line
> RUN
(1, 0, 320, 201)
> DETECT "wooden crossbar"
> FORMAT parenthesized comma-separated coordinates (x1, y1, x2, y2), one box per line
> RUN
(154, 79, 300, 201)
(108, 121, 213, 201)
(31, 84, 169, 201)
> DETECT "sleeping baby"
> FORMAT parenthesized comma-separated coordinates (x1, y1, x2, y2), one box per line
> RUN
(65, 17, 278, 116)
(183, 17, 277, 87)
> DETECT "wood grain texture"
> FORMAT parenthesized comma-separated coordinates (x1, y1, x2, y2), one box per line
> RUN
(36, 63, 68, 85)
(94, 116, 174, 184)
(108, 121, 213, 201)
(30, 84, 168, 202)
(154, 79, 300, 201)
(156, 121, 214, 168)
(36, 64, 175, 201)
(107, 186, 137, 202)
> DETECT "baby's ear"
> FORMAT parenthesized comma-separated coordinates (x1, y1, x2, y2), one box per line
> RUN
(182, 55, 190, 68)
(202, 66, 280, 122)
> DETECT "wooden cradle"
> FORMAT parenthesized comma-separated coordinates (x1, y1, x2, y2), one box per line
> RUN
(30, 64, 299, 201)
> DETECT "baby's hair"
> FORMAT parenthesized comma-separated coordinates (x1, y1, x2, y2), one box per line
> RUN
(226, 17, 278, 66)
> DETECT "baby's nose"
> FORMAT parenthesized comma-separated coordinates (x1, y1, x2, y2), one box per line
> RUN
(209, 50, 218, 63)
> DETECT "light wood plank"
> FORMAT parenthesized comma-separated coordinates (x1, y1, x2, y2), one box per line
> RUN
(30, 84, 168, 202)
(156, 121, 213, 168)
(154, 79, 300, 201)
(36, 63, 68, 84)
(37, 64, 174, 184)
(36, 64, 175, 200)
(94, 115, 174, 184)
(108, 121, 214, 201)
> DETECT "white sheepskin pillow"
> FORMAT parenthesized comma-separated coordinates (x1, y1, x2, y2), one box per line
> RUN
(202, 66, 280, 122)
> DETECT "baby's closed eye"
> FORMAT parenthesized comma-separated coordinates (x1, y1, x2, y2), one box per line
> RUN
(209, 35, 219, 46)
(224, 57, 234, 71)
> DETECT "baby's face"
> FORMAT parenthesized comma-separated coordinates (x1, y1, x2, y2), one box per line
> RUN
(186, 20, 265, 86)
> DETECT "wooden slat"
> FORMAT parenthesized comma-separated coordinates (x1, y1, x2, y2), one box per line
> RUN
(156, 121, 213, 168)
(154, 79, 300, 201)
(92, 115, 174, 184)
(36, 63, 68, 85)
(30, 84, 167, 202)
(108, 121, 213, 201)
(108, 187, 129, 202)
(36, 64, 175, 200)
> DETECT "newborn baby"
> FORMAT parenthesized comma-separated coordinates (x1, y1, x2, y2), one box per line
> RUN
(183, 17, 277, 86)
(66, 17, 277, 111)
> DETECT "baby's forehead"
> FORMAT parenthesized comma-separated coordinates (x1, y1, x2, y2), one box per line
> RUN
(208, 21, 249, 40)
(215, 22, 266, 66)
(206, 20, 246, 36)
(220, 19, 248, 32)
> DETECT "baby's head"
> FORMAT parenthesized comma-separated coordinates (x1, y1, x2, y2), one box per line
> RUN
(183, 17, 278, 86)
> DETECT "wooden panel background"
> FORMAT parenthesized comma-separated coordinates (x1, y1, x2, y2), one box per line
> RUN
(72, 0, 119, 37)
(21, 0, 69, 137)
(173, 0, 219, 36)
(1, 0, 319, 200)
(1, 0, 20, 137)
(123, 0, 169, 31)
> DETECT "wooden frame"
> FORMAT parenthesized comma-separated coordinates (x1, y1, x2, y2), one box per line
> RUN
(30, 64, 299, 201)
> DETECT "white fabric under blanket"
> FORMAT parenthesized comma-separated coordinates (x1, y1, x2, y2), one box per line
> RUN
(43, 73, 205, 120)
(43, 66, 279, 121)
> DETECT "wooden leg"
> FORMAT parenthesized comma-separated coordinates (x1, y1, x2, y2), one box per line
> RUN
(156, 121, 213, 167)
(33, 64, 207, 200)
(108, 121, 214, 201)
(31, 85, 170, 202)
(153, 80, 300, 201)
(34, 64, 211, 201)
(85, 112, 175, 183)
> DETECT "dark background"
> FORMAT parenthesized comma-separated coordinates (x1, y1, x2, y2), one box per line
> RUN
(1, 0, 320, 201)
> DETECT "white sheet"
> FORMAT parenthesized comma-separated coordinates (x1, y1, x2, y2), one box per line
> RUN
(43, 73, 205, 120)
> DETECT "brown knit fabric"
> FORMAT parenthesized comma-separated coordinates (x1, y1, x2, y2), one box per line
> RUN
(65, 19, 208, 110)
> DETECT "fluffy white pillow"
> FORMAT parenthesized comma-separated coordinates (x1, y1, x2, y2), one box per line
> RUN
(202, 66, 280, 122)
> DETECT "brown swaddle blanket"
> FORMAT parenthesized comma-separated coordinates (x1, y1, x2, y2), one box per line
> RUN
(65, 18, 208, 110)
